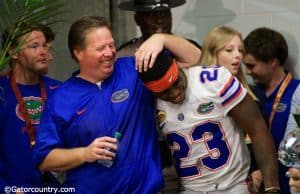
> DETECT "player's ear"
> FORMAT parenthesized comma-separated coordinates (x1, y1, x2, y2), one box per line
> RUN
(270, 58, 279, 68)
(8, 48, 19, 60)
(74, 49, 83, 62)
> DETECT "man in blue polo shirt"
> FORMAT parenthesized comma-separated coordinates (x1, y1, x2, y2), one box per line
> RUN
(33, 16, 201, 194)
(244, 27, 300, 194)
(0, 24, 61, 193)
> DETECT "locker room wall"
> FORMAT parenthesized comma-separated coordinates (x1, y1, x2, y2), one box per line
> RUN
(48, 0, 300, 81)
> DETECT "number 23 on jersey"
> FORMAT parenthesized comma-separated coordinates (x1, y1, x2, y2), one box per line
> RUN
(166, 121, 231, 180)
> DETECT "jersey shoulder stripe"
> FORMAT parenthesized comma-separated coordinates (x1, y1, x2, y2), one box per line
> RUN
(221, 83, 243, 106)
(220, 76, 235, 97)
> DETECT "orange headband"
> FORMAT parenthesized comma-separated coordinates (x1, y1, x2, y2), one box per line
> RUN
(145, 60, 179, 93)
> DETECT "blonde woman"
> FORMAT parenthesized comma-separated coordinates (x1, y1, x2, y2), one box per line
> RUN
(200, 26, 263, 193)
(200, 26, 257, 100)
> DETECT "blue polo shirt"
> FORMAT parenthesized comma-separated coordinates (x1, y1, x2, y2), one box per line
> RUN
(34, 57, 164, 194)
(253, 74, 300, 194)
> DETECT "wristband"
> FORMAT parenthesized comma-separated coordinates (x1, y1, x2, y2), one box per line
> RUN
(264, 187, 281, 193)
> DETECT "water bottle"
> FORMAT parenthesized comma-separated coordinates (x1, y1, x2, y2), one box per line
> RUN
(98, 132, 122, 168)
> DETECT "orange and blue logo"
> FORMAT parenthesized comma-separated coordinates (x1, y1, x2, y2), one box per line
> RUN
(16, 96, 44, 124)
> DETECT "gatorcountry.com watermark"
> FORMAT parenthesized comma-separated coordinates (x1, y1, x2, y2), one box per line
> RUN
(4, 186, 75, 193)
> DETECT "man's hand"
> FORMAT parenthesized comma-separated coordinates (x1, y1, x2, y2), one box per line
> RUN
(249, 170, 262, 193)
(83, 137, 117, 162)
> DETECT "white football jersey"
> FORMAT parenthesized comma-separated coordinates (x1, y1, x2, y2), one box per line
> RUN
(157, 66, 250, 192)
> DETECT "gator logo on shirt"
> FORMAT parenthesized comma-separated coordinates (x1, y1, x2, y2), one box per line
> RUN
(111, 89, 129, 103)
(197, 102, 215, 114)
(16, 96, 44, 124)
(276, 103, 287, 112)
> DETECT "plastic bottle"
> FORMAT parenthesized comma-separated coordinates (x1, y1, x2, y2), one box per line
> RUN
(98, 132, 122, 168)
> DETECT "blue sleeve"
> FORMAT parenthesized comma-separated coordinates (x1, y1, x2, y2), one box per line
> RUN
(33, 98, 64, 166)
(0, 86, 8, 190)
(0, 160, 8, 193)
(0, 85, 6, 122)
(0, 128, 7, 190)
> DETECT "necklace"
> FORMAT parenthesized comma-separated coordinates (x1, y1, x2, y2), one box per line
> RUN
(9, 71, 47, 146)
(269, 73, 292, 129)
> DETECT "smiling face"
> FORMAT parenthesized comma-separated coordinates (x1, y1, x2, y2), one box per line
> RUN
(74, 26, 116, 82)
(216, 35, 243, 76)
(243, 53, 274, 86)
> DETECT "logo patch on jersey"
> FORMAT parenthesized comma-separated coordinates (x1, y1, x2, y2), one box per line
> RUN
(276, 103, 287, 112)
(177, 113, 184, 121)
(156, 110, 166, 128)
(111, 89, 129, 103)
(16, 96, 44, 124)
(197, 102, 215, 114)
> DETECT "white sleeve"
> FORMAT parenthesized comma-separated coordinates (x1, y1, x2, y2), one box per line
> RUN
(200, 67, 247, 116)
(284, 84, 300, 138)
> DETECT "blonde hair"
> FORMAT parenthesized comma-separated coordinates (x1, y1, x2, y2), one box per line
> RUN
(200, 26, 257, 101)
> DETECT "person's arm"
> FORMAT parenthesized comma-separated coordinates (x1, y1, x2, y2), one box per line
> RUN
(34, 94, 118, 171)
(229, 94, 280, 191)
(135, 33, 201, 72)
(39, 136, 117, 171)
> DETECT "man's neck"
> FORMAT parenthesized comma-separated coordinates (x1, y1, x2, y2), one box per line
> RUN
(77, 72, 105, 84)
(265, 68, 286, 96)
(12, 65, 40, 85)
